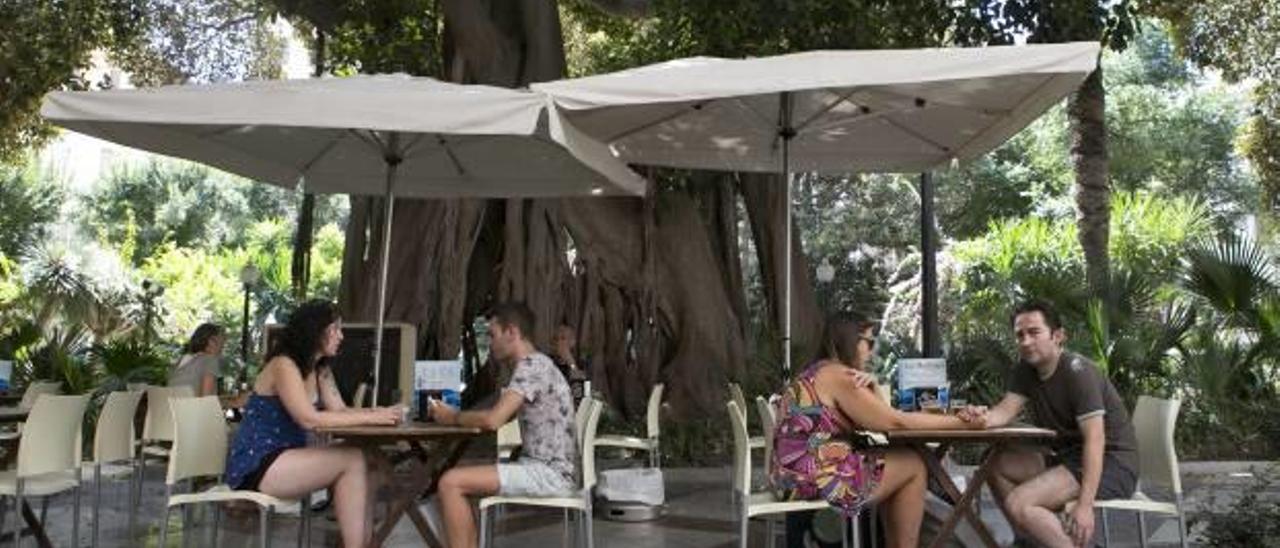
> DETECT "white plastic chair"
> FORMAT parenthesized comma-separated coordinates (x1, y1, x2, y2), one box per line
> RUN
(159, 396, 308, 548)
(729, 383, 766, 453)
(594, 383, 663, 467)
(1070, 396, 1188, 547)
(754, 396, 777, 471)
(728, 400, 862, 548)
(82, 390, 143, 547)
(0, 394, 89, 548)
(479, 398, 604, 548)
(15, 382, 62, 411)
(0, 381, 63, 443)
(141, 385, 195, 458)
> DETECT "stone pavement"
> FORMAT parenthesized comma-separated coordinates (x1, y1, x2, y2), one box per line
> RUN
(14, 460, 1277, 547)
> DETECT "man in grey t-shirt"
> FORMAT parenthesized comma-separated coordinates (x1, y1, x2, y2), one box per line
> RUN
(960, 300, 1138, 548)
(431, 302, 577, 548)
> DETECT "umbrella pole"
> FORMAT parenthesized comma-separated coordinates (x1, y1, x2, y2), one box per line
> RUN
(372, 144, 403, 408)
(781, 93, 795, 377)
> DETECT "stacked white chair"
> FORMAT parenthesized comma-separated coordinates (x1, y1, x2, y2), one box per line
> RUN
(83, 390, 144, 547)
(594, 384, 664, 467)
(728, 383, 766, 454)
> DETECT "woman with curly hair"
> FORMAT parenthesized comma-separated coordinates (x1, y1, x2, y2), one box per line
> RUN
(771, 313, 981, 548)
(225, 299, 402, 547)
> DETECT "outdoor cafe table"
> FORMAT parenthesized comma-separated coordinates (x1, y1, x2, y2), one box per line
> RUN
(884, 425, 1057, 548)
(315, 422, 484, 548)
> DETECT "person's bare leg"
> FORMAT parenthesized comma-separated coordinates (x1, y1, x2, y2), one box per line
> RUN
(988, 446, 1046, 503)
(437, 465, 500, 548)
(867, 449, 927, 548)
(1004, 466, 1079, 548)
(258, 446, 369, 547)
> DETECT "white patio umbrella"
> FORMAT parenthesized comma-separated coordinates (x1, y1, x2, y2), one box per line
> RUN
(42, 74, 647, 404)
(534, 42, 1099, 372)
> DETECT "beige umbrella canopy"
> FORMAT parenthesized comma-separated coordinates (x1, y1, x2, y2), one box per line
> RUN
(534, 42, 1100, 370)
(43, 74, 647, 403)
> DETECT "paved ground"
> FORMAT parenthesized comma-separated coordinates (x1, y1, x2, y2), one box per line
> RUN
(9, 458, 1277, 547)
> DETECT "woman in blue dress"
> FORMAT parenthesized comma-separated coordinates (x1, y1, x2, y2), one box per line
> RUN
(225, 299, 402, 547)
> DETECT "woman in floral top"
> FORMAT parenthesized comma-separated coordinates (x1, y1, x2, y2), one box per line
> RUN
(770, 314, 981, 548)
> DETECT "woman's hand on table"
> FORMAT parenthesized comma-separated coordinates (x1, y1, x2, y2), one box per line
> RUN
(367, 405, 403, 425)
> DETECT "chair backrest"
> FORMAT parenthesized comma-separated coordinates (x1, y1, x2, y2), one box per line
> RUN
(645, 383, 665, 439)
(579, 398, 604, 491)
(755, 395, 776, 469)
(19, 380, 63, 410)
(574, 391, 596, 438)
(1131, 395, 1183, 495)
(727, 382, 748, 423)
(143, 385, 194, 442)
(352, 382, 369, 408)
(166, 396, 228, 485)
(17, 394, 89, 478)
(726, 400, 751, 497)
(94, 390, 144, 464)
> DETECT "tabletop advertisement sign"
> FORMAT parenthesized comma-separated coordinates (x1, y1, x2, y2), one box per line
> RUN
(896, 358, 948, 412)
(414, 360, 462, 421)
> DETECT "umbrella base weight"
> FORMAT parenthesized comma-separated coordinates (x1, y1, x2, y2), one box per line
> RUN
(597, 500, 664, 522)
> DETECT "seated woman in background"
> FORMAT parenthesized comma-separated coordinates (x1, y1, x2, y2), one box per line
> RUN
(771, 313, 982, 548)
(224, 299, 402, 547)
(169, 323, 225, 396)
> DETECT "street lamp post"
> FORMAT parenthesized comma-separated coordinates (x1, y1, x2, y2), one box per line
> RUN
(140, 279, 164, 346)
(239, 264, 261, 383)
(815, 257, 836, 312)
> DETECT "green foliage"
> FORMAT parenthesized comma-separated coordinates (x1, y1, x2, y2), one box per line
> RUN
(564, 0, 977, 77)
(0, 161, 63, 259)
(82, 159, 296, 265)
(89, 336, 170, 391)
(111, 0, 285, 86)
(266, 0, 442, 76)
(13, 324, 92, 391)
(1182, 238, 1279, 325)
(946, 191, 1214, 408)
(1147, 0, 1280, 221)
(0, 0, 146, 161)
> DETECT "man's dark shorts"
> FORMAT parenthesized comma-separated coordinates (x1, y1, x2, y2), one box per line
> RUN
(1048, 447, 1137, 500)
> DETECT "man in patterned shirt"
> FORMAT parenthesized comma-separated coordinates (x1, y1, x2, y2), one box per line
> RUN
(431, 301, 577, 548)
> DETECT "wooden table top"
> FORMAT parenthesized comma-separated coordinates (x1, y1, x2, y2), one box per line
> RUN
(885, 425, 1057, 442)
(316, 422, 484, 441)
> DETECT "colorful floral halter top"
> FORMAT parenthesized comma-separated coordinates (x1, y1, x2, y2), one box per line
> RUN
(769, 361, 884, 516)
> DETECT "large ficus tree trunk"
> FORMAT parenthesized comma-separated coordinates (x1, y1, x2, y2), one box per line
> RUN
(331, 0, 817, 416)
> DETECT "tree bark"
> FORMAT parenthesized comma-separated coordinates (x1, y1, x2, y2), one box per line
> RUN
(338, 198, 488, 359)
(739, 172, 824, 370)
(1069, 67, 1110, 296)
